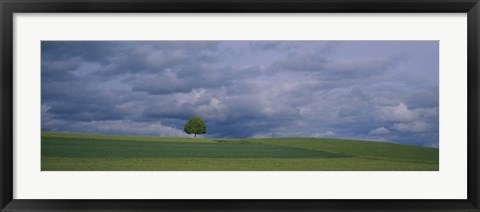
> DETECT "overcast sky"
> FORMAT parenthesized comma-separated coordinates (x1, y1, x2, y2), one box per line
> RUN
(41, 41, 439, 147)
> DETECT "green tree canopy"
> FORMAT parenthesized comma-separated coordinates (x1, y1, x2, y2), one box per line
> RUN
(184, 116, 206, 138)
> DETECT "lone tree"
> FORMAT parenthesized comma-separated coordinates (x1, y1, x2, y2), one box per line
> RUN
(184, 116, 206, 138)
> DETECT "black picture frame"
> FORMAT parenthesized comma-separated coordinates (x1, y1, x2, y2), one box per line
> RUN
(1, 0, 479, 211)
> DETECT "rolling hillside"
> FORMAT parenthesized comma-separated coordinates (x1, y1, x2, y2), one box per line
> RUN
(41, 132, 439, 171)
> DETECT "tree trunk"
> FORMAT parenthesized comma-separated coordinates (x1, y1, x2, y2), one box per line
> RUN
(194, 133, 196, 138)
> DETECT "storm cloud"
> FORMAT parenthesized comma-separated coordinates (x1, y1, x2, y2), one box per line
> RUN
(41, 41, 439, 147)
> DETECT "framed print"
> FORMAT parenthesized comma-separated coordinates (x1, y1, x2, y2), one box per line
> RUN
(1, 0, 479, 211)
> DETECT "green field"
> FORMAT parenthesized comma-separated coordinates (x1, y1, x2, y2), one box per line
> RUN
(41, 132, 439, 171)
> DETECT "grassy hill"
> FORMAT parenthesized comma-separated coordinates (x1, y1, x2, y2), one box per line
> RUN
(41, 132, 439, 171)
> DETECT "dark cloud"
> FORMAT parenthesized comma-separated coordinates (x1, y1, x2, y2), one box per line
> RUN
(41, 41, 439, 147)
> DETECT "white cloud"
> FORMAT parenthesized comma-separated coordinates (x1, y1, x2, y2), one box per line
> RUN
(378, 103, 418, 122)
(78, 120, 187, 137)
(175, 88, 207, 106)
(198, 98, 227, 121)
(311, 131, 336, 138)
(377, 103, 438, 123)
(369, 127, 390, 135)
(392, 121, 430, 133)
